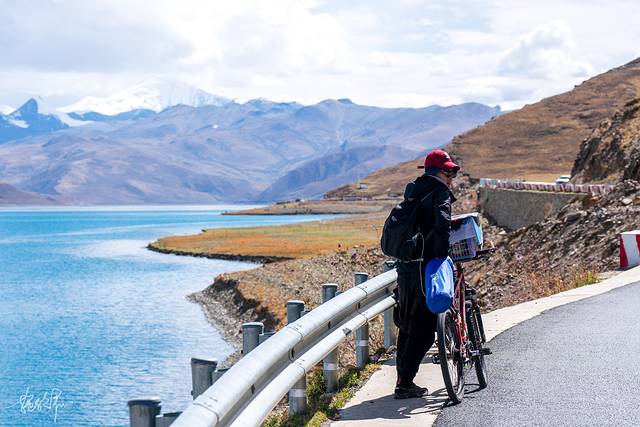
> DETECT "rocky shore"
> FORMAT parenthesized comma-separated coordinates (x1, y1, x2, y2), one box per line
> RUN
(147, 243, 290, 264)
(185, 245, 390, 366)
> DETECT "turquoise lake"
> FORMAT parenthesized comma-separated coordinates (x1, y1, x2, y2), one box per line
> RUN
(0, 206, 335, 426)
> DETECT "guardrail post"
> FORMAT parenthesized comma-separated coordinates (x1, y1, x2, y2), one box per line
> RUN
(287, 300, 307, 415)
(287, 300, 305, 323)
(383, 261, 397, 349)
(322, 283, 339, 392)
(128, 397, 161, 427)
(354, 272, 369, 368)
(242, 322, 264, 355)
(259, 331, 275, 344)
(211, 367, 229, 384)
(155, 412, 181, 427)
(190, 357, 217, 400)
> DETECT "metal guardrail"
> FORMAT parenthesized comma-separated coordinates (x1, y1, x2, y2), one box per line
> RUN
(133, 266, 398, 427)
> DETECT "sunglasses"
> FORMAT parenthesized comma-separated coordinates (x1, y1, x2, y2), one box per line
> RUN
(443, 170, 458, 178)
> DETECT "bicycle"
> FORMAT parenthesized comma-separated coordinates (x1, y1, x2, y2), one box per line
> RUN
(434, 247, 493, 404)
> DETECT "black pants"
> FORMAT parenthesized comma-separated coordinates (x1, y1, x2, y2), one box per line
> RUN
(394, 268, 437, 387)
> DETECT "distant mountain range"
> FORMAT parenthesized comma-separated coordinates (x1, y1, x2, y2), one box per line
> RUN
(0, 82, 500, 204)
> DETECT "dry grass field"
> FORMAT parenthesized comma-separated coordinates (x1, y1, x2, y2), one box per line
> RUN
(150, 213, 385, 260)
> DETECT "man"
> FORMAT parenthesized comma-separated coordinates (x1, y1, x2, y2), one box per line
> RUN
(394, 148, 458, 399)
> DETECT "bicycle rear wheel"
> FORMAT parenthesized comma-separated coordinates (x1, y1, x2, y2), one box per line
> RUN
(437, 311, 464, 403)
(467, 305, 488, 388)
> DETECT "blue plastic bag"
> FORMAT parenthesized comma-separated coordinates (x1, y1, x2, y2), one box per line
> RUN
(424, 257, 455, 313)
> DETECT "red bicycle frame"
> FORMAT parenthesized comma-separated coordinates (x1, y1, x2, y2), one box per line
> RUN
(452, 262, 469, 358)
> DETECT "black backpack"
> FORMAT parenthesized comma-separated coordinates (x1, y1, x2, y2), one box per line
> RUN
(380, 184, 434, 262)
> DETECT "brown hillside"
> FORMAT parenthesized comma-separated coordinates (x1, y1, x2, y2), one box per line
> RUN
(448, 57, 640, 181)
(325, 158, 424, 199)
(326, 58, 640, 198)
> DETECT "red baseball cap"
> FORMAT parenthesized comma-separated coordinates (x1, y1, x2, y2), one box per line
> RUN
(423, 149, 459, 172)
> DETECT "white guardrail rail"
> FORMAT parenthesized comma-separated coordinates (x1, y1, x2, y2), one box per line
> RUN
(167, 268, 398, 427)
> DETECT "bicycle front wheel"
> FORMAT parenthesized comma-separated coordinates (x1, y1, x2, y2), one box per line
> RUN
(468, 306, 488, 389)
(437, 311, 465, 403)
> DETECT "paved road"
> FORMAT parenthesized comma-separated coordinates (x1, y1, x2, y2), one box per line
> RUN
(434, 281, 640, 427)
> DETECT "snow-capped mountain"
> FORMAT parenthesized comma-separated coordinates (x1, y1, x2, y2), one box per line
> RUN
(0, 97, 88, 143)
(59, 77, 230, 115)
(0, 105, 15, 115)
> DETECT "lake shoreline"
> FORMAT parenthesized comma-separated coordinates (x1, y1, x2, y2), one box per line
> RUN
(146, 243, 290, 264)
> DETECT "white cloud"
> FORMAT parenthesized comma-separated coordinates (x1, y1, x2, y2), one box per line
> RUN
(0, 1, 192, 72)
(498, 22, 593, 79)
(0, 0, 639, 110)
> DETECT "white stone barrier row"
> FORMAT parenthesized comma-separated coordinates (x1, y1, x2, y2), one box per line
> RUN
(479, 178, 615, 195)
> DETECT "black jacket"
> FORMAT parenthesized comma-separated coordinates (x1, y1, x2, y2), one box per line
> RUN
(396, 174, 456, 273)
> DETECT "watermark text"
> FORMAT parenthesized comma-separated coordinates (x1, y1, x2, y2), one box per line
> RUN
(6, 387, 66, 423)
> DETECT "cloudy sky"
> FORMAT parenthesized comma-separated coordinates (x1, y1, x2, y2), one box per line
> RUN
(1, 0, 639, 110)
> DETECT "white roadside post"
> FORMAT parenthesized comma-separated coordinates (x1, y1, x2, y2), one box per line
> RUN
(354, 272, 370, 368)
(128, 397, 161, 427)
(322, 283, 340, 392)
(242, 322, 264, 355)
(620, 230, 640, 269)
(287, 300, 307, 415)
(190, 357, 217, 400)
(383, 261, 397, 349)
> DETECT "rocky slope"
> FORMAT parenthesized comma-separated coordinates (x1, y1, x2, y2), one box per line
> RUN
(572, 98, 640, 183)
(466, 180, 640, 311)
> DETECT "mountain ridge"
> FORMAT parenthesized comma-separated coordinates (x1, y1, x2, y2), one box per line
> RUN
(0, 97, 88, 143)
(0, 99, 498, 204)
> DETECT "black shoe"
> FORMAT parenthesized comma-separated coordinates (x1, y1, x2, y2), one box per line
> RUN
(394, 383, 428, 399)
(410, 382, 428, 395)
